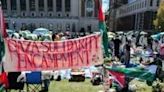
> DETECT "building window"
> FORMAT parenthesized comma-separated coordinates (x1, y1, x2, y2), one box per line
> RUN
(20, 0, 26, 11)
(49, 13, 52, 17)
(157, 0, 160, 6)
(145, 1, 147, 7)
(72, 23, 76, 32)
(66, 14, 69, 17)
(150, 0, 153, 6)
(86, 0, 94, 17)
(39, 0, 44, 11)
(2, 0, 7, 10)
(66, 24, 70, 31)
(48, 0, 53, 11)
(40, 13, 43, 17)
(87, 25, 92, 33)
(11, 0, 17, 10)
(22, 13, 25, 16)
(137, 3, 139, 9)
(32, 13, 34, 16)
(56, 0, 62, 12)
(142, 2, 144, 8)
(30, 0, 35, 11)
(58, 14, 61, 17)
(81, 0, 85, 17)
(65, 0, 71, 12)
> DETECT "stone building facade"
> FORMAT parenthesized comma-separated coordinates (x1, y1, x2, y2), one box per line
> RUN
(1, 0, 101, 32)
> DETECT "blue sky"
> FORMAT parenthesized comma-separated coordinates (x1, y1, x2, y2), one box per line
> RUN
(102, 0, 109, 12)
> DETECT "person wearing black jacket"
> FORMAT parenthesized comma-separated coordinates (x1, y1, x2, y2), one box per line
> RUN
(112, 36, 121, 59)
(124, 40, 131, 67)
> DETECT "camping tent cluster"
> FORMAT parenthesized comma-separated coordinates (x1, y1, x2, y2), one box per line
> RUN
(7, 28, 52, 41)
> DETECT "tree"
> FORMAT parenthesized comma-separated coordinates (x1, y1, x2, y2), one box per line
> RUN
(154, 1, 164, 31)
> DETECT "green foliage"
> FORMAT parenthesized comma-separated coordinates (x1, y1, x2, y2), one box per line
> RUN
(154, 2, 164, 31)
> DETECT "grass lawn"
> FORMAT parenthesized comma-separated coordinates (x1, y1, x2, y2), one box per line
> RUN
(49, 79, 103, 92)
(9, 79, 103, 92)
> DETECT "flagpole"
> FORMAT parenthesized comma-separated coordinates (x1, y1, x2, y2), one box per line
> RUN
(0, 1, 7, 38)
(97, 0, 111, 91)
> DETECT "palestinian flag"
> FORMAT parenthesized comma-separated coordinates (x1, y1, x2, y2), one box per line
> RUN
(0, 3, 7, 38)
(0, 1, 6, 63)
(105, 65, 156, 88)
(97, 0, 110, 57)
(0, 3, 8, 91)
(0, 1, 6, 61)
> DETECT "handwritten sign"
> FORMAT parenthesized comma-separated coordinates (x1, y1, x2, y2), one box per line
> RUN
(4, 34, 103, 72)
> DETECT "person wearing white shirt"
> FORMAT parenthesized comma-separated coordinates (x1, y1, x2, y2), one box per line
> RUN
(41, 71, 53, 92)
(17, 71, 31, 82)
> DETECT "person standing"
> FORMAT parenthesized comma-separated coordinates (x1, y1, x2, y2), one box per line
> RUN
(112, 36, 121, 59)
(124, 40, 131, 67)
(40, 71, 53, 92)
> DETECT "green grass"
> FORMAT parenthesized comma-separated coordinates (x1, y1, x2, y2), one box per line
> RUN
(9, 79, 103, 92)
(49, 79, 103, 92)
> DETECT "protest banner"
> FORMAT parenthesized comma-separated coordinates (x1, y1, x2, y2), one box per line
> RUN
(3, 34, 103, 72)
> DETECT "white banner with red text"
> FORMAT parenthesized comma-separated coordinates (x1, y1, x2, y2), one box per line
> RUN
(4, 34, 103, 72)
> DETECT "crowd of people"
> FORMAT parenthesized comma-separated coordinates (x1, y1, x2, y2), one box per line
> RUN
(3, 29, 164, 92)
(4, 29, 96, 92)
(104, 31, 164, 92)
(8, 29, 92, 42)
(108, 31, 164, 67)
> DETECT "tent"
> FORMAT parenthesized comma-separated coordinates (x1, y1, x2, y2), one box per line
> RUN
(140, 31, 147, 35)
(33, 28, 49, 36)
(6, 29, 14, 36)
(151, 32, 164, 41)
(107, 32, 115, 38)
(26, 34, 38, 40)
(42, 34, 52, 41)
(12, 33, 19, 39)
(116, 31, 123, 35)
(19, 30, 31, 38)
(151, 34, 160, 41)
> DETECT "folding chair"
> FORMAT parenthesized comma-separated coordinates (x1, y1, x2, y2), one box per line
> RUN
(6, 72, 24, 92)
(26, 71, 42, 92)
